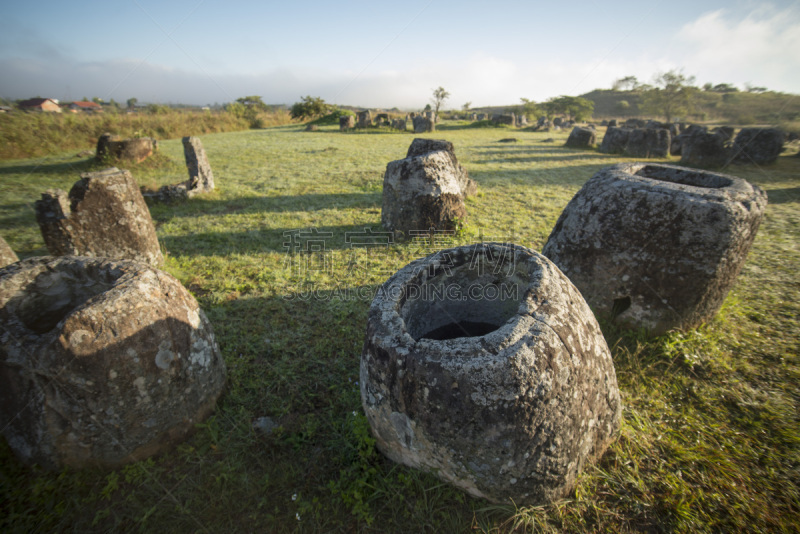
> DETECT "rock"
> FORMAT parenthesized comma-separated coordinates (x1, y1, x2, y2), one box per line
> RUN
(497, 138, 518, 143)
(711, 126, 735, 143)
(339, 115, 355, 130)
(492, 114, 515, 126)
(0, 256, 226, 469)
(542, 163, 767, 334)
(95, 132, 114, 160)
(553, 117, 564, 127)
(624, 118, 645, 128)
(600, 120, 609, 127)
(731, 128, 785, 165)
(391, 119, 407, 131)
(96, 135, 156, 163)
(361, 242, 621, 505)
(516, 115, 528, 126)
(622, 128, 671, 158)
(477, 114, 487, 121)
(680, 132, 729, 168)
(181, 136, 215, 196)
(35, 168, 164, 266)
(608, 119, 618, 128)
(252, 416, 279, 435)
(382, 143, 470, 237)
(357, 110, 372, 128)
(424, 111, 436, 121)
(541, 138, 555, 143)
(405, 138, 476, 197)
(0, 236, 18, 268)
(412, 116, 435, 133)
(376, 113, 389, 122)
(598, 127, 631, 154)
(564, 127, 596, 149)
(305, 124, 318, 131)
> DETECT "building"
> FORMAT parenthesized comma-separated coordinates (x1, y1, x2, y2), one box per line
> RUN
(18, 98, 61, 112)
(70, 101, 104, 113)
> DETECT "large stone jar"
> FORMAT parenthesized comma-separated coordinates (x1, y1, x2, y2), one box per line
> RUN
(360, 243, 621, 505)
(0, 256, 226, 469)
(542, 163, 767, 334)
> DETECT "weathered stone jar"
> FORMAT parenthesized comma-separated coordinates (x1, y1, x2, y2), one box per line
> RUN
(0, 256, 226, 469)
(542, 163, 767, 335)
(360, 243, 621, 505)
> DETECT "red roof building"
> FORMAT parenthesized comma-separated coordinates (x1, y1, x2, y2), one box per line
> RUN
(70, 101, 104, 113)
(18, 98, 62, 112)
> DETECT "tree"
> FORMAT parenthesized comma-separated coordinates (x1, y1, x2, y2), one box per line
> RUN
(236, 95, 268, 111)
(542, 96, 594, 121)
(431, 86, 450, 115)
(290, 95, 330, 120)
(612, 75, 639, 91)
(642, 69, 697, 123)
(462, 101, 472, 112)
(745, 83, 768, 93)
(517, 98, 541, 120)
(126, 97, 138, 110)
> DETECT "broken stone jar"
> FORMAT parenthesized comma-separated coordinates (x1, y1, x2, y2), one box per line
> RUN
(542, 163, 768, 335)
(360, 242, 621, 505)
(0, 256, 226, 470)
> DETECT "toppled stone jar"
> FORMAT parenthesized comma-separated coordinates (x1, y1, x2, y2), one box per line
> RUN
(0, 256, 226, 469)
(542, 163, 767, 335)
(360, 243, 621, 505)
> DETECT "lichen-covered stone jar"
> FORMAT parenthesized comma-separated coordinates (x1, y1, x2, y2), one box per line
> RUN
(360, 243, 621, 505)
(0, 256, 226, 469)
(542, 163, 767, 335)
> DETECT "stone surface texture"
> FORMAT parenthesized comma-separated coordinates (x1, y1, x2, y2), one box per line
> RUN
(357, 110, 372, 128)
(35, 168, 164, 266)
(679, 131, 730, 168)
(542, 163, 767, 334)
(0, 236, 18, 268)
(339, 115, 355, 130)
(0, 256, 226, 469)
(405, 138, 477, 197)
(361, 243, 622, 505)
(181, 136, 215, 196)
(412, 116, 435, 133)
(598, 126, 631, 154)
(565, 127, 596, 148)
(731, 127, 785, 165)
(622, 128, 671, 158)
(96, 134, 156, 163)
(382, 140, 472, 237)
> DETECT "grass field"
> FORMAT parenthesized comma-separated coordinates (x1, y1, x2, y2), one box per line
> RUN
(0, 122, 798, 533)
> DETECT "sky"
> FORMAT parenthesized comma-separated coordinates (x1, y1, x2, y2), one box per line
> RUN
(1, 0, 799, 109)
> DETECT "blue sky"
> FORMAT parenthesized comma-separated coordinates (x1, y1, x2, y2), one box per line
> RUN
(1, 0, 798, 108)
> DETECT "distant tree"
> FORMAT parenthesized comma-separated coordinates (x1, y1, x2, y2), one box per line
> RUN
(92, 96, 103, 104)
(612, 76, 639, 91)
(290, 95, 330, 120)
(542, 95, 594, 121)
(236, 95, 268, 111)
(518, 98, 541, 120)
(81, 96, 89, 102)
(642, 69, 697, 123)
(745, 83, 768, 93)
(462, 101, 472, 112)
(431, 86, 450, 115)
(423, 103, 432, 112)
(710, 83, 739, 93)
(617, 100, 630, 111)
(126, 97, 138, 110)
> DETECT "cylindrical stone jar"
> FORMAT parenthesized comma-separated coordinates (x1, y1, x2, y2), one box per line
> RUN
(360, 243, 621, 505)
(542, 163, 768, 335)
(0, 256, 226, 469)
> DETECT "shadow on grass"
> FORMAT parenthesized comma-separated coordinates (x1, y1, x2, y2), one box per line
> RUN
(0, 158, 96, 177)
(161, 222, 390, 256)
(469, 163, 618, 188)
(765, 186, 800, 204)
(149, 192, 381, 221)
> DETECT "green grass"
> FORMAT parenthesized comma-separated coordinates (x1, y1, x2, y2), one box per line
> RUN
(1, 124, 799, 532)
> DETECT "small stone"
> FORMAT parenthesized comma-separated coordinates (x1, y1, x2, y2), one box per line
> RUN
(0, 236, 18, 268)
(252, 416, 279, 435)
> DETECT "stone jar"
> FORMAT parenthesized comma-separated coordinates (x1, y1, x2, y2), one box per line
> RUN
(542, 163, 767, 335)
(0, 256, 227, 469)
(361, 243, 621, 505)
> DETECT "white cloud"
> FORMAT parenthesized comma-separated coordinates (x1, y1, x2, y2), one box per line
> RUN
(675, 6, 800, 90)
